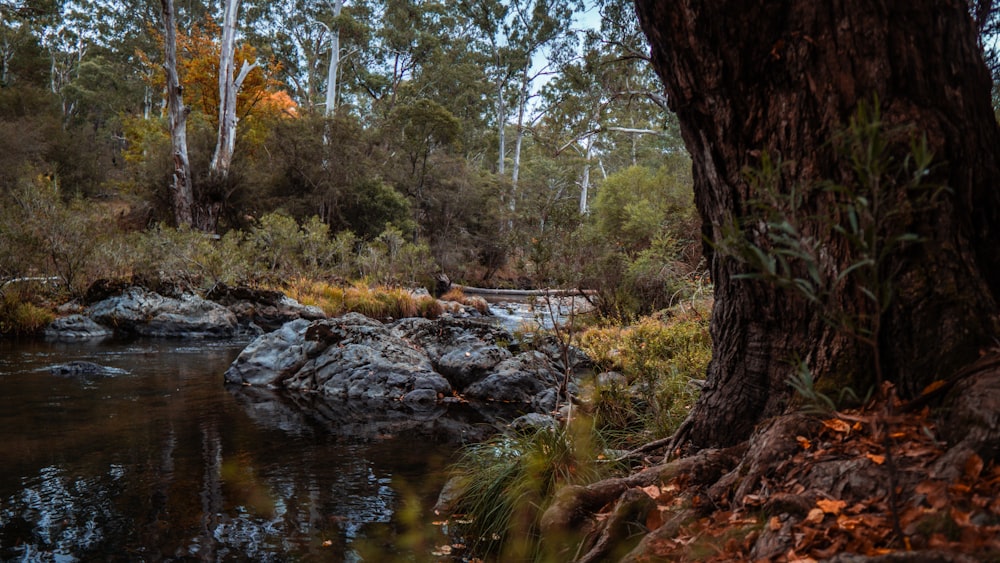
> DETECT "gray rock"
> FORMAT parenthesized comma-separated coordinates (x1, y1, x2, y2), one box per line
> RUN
(465, 351, 562, 403)
(436, 345, 512, 390)
(45, 315, 112, 340)
(224, 318, 313, 386)
(50, 361, 127, 378)
(88, 287, 238, 338)
(509, 413, 558, 432)
(207, 284, 326, 332)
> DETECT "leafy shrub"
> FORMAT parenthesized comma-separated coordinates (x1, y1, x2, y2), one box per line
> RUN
(0, 284, 55, 336)
(580, 300, 712, 443)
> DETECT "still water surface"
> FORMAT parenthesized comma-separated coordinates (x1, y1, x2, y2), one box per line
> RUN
(0, 338, 457, 561)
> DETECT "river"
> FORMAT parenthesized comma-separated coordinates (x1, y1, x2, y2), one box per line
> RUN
(0, 337, 458, 561)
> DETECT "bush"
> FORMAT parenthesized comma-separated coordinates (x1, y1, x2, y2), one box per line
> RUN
(0, 284, 56, 336)
(446, 422, 611, 560)
(580, 300, 712, 444)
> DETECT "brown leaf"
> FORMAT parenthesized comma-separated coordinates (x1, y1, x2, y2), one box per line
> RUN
(823, 419, 852, 434)
(805, 507, 825, 524)
(921, 380, 947, 396)
(964, 452, 984, 480)
(640, 484, 661, 500)
(816, 499, 847, 515)
(797, 435, 812, 450)
(646, 507, 664, 531)
(769, 516, 782, 531)
(865, 453, 885, 465)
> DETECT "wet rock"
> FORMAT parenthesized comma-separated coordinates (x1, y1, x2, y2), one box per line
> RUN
(44, 315, 113, 340)
(50, 361, 126, 378)
(227, 313, 587, 438)
(88, 287, 238, 338)
(223, 319, 313, 386)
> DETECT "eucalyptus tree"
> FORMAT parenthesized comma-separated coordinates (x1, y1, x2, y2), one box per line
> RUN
(210, 0, 256, 179)
(159, 0, 193, 226)
(636, 0, 1000, 450)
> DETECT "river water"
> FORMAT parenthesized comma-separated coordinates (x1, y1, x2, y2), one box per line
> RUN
(0, 337, 459, 562)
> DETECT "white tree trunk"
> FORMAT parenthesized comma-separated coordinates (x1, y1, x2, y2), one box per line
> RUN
(510, 64, 530, 214)
(579, 135, 595, 215)
(211, 0, 256, 179)
(161, 0, 193, 227)
(324, 0, 343, 115)
(496, 78, 506, 175)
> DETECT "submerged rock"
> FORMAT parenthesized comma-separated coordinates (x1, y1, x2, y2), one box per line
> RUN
(49, 360, 127, 378)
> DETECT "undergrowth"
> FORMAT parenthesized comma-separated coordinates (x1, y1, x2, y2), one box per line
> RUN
(446, 419, 615, 561)
(579, 299, 712, 447)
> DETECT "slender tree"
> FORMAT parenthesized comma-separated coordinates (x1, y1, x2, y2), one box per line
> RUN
(160, 0, 193, 227)
(210, 0, 256, 179)
(635, 0, 1000, 449)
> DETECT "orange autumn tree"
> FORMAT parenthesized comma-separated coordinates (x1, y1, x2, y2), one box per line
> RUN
(139, 19, 296, 156)
(135, 18, 296, 228)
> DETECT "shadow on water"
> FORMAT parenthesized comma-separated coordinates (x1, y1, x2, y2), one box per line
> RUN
(0, 338, 463, 561)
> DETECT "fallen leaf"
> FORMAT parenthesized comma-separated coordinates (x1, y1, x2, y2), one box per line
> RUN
(823, 419, 852, 434)
(816, 498, 847, 515)
(866, 453, 886, 465)
(921, 380, 947, 396)
(322, 540, 333, 547)
(805, 507, 825, 524)
(769, 516, 782, 531)
(797, 436, 812, 449)
(964, 452, 984, 480)
(641, 484, 661, 499)
(646, 507, 664, 530)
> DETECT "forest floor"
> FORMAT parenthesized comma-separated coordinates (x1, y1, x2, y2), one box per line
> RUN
(566, 385, 1000, 562)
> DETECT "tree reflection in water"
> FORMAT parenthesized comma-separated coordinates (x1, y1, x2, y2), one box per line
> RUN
(0, 338, 458, 561)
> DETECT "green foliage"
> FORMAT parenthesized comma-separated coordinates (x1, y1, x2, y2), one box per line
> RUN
(447, 422, 610, 559)
(0, 176, 110, 296)
(580, 302, 712, 445)
(0, 283, 55, 336)
(569, 158, 702, 319)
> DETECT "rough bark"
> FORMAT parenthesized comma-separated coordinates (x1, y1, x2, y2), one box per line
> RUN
(161, 0, 193, 227)
(635, 0, 1000, 449)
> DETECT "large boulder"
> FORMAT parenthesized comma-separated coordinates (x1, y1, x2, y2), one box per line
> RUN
(227, 313, 585, 416)
(226, 313, 452, 403)
(392, 317, 516, 390)
(87, 287, 238, 338)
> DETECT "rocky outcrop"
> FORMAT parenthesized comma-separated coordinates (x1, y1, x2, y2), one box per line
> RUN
(44, 314, 113, 340)
(88, 287, 238, 338)
(206, 284, 326, 333)
(226, 313, 589, 422)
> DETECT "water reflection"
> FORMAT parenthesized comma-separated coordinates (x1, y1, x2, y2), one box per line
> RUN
(0, 338, 457, 561)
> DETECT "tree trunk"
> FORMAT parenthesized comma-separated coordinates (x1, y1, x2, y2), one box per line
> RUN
(211, 0, 256, 179)
(323, 0, 343, 115)
(161, 0, 193, 227)
(510, 64, 530, 214)
(635, 0, 1000, 449)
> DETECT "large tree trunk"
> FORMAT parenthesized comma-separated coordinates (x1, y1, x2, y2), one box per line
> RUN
(161, 0, 193, 227)
(635, 0, 1000, 449)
